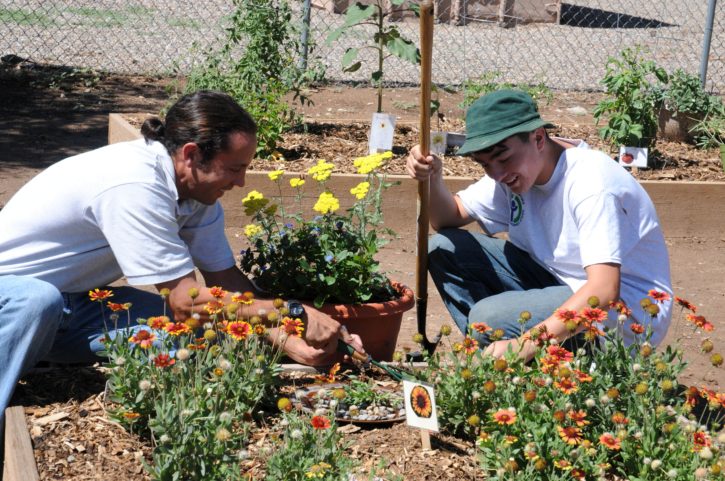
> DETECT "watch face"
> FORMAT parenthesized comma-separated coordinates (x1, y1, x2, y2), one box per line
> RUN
(289, 303, 305, 318)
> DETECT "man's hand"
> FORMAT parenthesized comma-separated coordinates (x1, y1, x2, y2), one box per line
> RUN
(303, 305, 343, 350)
(279, 330, 364, 366)
(406, 144, 443, 182)
(483, 338, 537, 363)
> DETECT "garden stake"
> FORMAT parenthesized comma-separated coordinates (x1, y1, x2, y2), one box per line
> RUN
(414, 0, 441, 357)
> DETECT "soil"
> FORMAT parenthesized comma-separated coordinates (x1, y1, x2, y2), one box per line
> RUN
(2, 59, 725, 480)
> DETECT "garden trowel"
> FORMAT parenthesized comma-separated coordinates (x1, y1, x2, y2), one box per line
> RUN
(336, 338, 416, 382)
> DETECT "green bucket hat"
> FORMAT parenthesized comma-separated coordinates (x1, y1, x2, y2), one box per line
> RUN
(457, 89, 555, 156)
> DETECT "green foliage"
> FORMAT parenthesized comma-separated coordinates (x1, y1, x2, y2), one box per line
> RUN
(653, 69, 725, 148)
(184, 0, 323, 158)
(693, 113, 725, 149)
(264, 412, 356, 481)
(326, 0, 420, 113)
(655, 69, 719, 117)
(103, 292, 284, 480)
(239, 153, 398, 307)
(459, 72, 552, 110)
(343, 378, 399, 406)
(593, 47, 668, 149)
(416, 293, 725, 480)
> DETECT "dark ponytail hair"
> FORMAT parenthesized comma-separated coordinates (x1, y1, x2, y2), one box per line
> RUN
(141, 90, 257, 166)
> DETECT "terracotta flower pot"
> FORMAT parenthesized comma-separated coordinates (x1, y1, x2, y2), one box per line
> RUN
(317, 282, 415, 361)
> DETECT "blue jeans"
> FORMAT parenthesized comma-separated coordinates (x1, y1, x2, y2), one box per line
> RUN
(0, 275, 163, 429)
(428, 229, 573, 346)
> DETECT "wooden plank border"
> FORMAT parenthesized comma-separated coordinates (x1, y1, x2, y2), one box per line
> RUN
(109, 113, 725, 240)
(2, 406, 39, 481)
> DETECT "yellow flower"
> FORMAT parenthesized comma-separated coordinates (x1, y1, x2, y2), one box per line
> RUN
(307, 159, 334, 182)
(242, 190, 269, 215)
(313, 191, 340, 214)
(353, 151, 391, 174)
(267, 169, 284, 181)
(244, 223, 263, 238)
(350, 181, 370, 200)
(290, 177, 305, 189)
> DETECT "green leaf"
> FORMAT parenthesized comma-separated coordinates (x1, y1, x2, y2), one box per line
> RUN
(344, 3, 375, 27)
(344, 61, 362, 73)
(342, 48, 359, 68)
(371, 70, 383, 82)
(326, 26, 345, 45)
(386, 36, 420, 64)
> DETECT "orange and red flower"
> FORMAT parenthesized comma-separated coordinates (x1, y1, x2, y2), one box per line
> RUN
(209, 286, 227, 299)
(555, 308, 578, 323)
(231, 291, 255, 305)
(693, 431, 712, 451)
(153, 353, 175, 368)
(492, 409, 517, 425)
(148, 316, 170, 330)
(311, 415, 331, 429)
(675, 296, 697, 312)
(204, 300, 225, 315)
(557, 425, 583, 445)
(282, 317, 305, 337)
(462, 336, 478, 355)
(599, 433, 621, 450)
(630, 323, 645, 335)
(568, 410, 589, 426)
(315, 363, 340, 384)
(165, 322, 192, 336)
(129, 329, 156, 349)
(580, 307, 607, 324)
(227, 321, 252, 341)
(686, 314, 714, 332)
(609, 300, 632, 317)
(89, 288, 113, 302)
(107, 302, 131, 312)
(648, 289, 671, 303)
(553, 377, 578, 395)
(611, 411, 629, 425)
(470, 322, 491, 335)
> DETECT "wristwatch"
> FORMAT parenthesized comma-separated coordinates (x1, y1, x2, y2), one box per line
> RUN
(287, 299, 306, 320)
(287, 299, 307, 339)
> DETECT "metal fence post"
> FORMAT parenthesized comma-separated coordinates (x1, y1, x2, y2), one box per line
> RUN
(299, 0, 312, 71)
(700, 0, 718, 88)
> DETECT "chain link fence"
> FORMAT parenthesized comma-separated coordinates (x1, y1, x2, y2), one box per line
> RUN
(0, 0, 722, 92)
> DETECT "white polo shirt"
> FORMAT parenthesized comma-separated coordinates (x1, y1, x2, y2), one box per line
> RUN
(457, 140, 673, 346)
(0, 139, 235, 292)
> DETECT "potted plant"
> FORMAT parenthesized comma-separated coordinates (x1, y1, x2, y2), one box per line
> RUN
(654, 69, 723, 143)
(239, 152, 414, 360)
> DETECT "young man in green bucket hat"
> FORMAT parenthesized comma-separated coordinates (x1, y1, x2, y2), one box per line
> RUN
(407, 89, 672, 360)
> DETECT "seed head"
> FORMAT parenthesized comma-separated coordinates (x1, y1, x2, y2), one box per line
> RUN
(711, 353, 723, 367)
(440, 324, 452, 336)
(587, 296, 600, 308)
(412, 333, 424, 344)
(701, 339, 714, 353)
(467, 414, 480, 426)
(493, 359, 508, 372)
(277, 397, 293, 412)
(188, 287, 199, 299)
(176, 348, 190, 361)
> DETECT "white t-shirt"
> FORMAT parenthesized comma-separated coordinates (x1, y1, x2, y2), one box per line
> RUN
(457, 140, 672, 346)
(0, 139, 235, 292)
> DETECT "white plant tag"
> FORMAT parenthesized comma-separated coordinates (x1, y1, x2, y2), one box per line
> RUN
(430, 131, 448, 156)
(403, 380, 439, 432)
(619, 146, 648, 168)
(368, 112, 396, 154)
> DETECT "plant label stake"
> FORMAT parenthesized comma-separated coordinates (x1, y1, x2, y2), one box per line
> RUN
(430, 131, 448, 156)
(403, 380, 439, 450)
(368, 112, 396, 154)
(618, 146, 648, 168)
